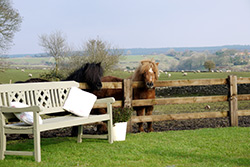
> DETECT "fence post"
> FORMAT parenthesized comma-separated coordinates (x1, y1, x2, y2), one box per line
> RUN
(123, 79, 133, 132)
(228, 75, 238, 126)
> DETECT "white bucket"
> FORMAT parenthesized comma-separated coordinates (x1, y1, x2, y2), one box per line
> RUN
(112, 122, 127, 141)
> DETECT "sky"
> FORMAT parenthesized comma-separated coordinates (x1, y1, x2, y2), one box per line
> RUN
(8, 0, 250, 54)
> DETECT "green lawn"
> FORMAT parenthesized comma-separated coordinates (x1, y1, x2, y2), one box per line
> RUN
(2, 127, 250, 167)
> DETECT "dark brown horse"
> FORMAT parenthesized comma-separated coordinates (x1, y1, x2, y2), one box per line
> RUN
(92, 75, 123, 106)
(15, 62, 105, 136)
(132, 59, 159, 132)
(91, 76, 123, 132)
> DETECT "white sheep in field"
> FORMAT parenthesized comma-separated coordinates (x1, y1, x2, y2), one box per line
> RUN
(129, 70, 135, 73)
(168, 73, 171, 77)
(205, 105, 211, 109)
(181, 70, 185, 73)
(164, 71, 168, 75)
(159, 70, 163, 73)
(183, 72, 187, 76)
(28, 73, 32, 77)
(21, 69, 25, 72)
(196, 70, 200, 73)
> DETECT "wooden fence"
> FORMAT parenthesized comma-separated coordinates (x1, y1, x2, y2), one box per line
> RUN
(79, 75, 250, 132)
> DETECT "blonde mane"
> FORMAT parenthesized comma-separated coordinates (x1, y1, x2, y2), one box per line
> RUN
(132, 59, 159, 81)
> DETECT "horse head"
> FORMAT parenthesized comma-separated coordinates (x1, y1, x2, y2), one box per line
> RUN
(139, 60, 159, 89)
(83, 62, 103, 91)
(66, 62, 103, 91)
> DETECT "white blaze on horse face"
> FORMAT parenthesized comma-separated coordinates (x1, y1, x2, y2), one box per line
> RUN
(149, 68, 153, 81)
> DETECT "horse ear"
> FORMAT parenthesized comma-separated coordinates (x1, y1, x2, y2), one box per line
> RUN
(141, 60, 147, 65)
(97, 62, 101, 66)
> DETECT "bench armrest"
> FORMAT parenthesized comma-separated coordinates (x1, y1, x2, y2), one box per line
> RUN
(95, 97, 115, 104)
(0, 106, 41, 113)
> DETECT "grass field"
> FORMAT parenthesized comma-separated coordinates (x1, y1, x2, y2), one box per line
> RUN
(2, 68, 250, 84)
(8, 54, 176, 70)
(106, 70, 250, 81)
(0, 69, 47, 84)
(2, 127, 250, 166)
(7, 57, 54, 68)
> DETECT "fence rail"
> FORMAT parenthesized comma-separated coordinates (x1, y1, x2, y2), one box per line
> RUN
(80, 75, 250, 132)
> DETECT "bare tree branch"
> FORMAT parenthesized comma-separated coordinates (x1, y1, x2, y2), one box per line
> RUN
(0, 0, 22, 52)
(38, 31, 69, 75)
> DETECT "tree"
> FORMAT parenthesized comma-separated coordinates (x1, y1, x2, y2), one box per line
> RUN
(0, 56, 9, 71)
(204, 60, 215, 72)
(70, 38, 123, 72)
(0, 0, 22, 52)
(38, 31, 69, 76)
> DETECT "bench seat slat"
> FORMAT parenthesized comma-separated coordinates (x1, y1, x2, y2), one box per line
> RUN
(5, 122, 32, 129)
(5, 151, 34, 156)
(40, 114, 110, 132)
(4, 114, 110, 132)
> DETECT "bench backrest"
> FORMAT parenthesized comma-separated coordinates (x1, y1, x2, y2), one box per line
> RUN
(0, 81, 79, 118)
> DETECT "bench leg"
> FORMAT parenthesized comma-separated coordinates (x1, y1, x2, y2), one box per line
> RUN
(77, 125, 83, 143)
(34, 131, 41, 162)
(0, 131, 6, 160)
(107, 120, 113, 144)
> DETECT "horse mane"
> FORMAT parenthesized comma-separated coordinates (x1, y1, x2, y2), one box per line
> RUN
(15, 78, 49, 83)
(66, 62, 103, 83)
(83, 62, 104, 83)
(132, 59, 159, 81)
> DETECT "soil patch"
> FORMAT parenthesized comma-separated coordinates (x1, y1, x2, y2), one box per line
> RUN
(7, 116, 250, 140)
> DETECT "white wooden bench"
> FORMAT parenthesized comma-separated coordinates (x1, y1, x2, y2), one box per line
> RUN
(0, 81, 115, 162)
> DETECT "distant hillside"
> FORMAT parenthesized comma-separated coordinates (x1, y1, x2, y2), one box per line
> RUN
(6, 53, 46, 58)
(123, 45, 250, 55)
(5, 45, 250, 57)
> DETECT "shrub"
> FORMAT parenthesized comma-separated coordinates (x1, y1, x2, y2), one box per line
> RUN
(39, 70, 65, 81)
(112, 107, 133, 124)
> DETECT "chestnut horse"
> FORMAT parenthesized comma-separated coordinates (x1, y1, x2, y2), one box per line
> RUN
(132, 59, 159, 132)
(92, 60, 159, 133)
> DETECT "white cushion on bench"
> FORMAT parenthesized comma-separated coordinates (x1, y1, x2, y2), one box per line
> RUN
(10, 102, 43, 125)
(63, 87, 97, 117)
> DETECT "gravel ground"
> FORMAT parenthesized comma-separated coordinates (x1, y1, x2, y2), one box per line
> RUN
(6, 116, 250, 140)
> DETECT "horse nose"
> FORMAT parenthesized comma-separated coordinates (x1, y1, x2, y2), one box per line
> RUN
(96, 82, 102, 90)
(146, 82, 154, 88)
